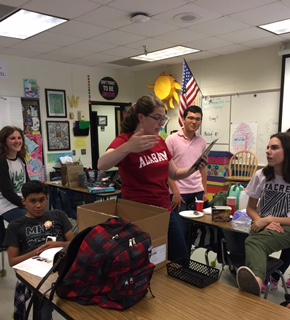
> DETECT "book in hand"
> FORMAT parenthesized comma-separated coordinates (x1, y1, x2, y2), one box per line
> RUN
(191, 138, 218, 170)
(13, 247, 63, 278)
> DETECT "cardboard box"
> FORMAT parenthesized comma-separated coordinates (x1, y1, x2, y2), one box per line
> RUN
(212, 206, 232, 222)
(77, 199, 171, 269)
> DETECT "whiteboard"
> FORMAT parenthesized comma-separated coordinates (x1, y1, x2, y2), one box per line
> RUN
(201, 96, 231, 144)
(231, 91, 279, 165)
(200, 91, 279, 166)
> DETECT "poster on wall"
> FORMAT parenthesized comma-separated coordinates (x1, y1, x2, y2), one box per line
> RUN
(230, 122, 257, 154)
(99, 77, 119, 100)
(21, 98, 45, 181)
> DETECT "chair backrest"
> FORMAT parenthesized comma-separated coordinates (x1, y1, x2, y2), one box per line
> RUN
(228, 150, 258, 178)
(59, 189, 77, 220)
(221, 230, 248, 268)
(48, 186, 62, 211)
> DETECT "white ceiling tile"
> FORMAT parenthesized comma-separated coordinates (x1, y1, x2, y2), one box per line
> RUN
(193, 0, 278, 15)
(9, 40, 60, 53)
(188, 17, 250, 36)
(229, 2, 290, 26)
(52, 21, 110, 38)
(218, 27, 272, 43)
(152, 2, 221, 27)
(30, 32, 82, 46)
(91, 30, 145, 46)
(125, 38, 176, 51)
(186, 37, 234, 50)
(109, 0, 188, 15)
(76, 6, 131, 29)
(67, 40, 116, 52)
(0, 0, 288, 70)
(153, 28, 208, 45)
(22, 0, 101, 19)
(0, 36, 21, 47)
(208, 44, 252, 55)
(120, 20, 179, 37)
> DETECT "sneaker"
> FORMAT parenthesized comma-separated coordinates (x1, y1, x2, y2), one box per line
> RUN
(286, 278, 290, 288)
(236, 266, 261, 296)
(261, 280, 278, 293)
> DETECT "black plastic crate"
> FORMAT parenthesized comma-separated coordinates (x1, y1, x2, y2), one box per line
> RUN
(167, 258, 219, 288)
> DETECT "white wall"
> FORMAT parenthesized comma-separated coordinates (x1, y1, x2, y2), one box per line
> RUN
(0, 54, 136, 176)
(134, 45, 282, 134)
(0, 44, 283, 177)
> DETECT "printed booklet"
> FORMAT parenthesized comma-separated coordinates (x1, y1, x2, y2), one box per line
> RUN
(13, 247, 63, 278)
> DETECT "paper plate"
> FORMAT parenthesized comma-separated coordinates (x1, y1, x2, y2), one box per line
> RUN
(179, 211, 204, 218)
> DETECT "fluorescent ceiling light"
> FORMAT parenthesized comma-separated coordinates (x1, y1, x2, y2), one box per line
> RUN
(130, 46, 200, 62)
(0, 9, 67, 39)
(259, 19, 290, 35)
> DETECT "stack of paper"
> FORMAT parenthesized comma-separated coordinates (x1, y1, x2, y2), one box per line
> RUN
(13, 247, 63, 278)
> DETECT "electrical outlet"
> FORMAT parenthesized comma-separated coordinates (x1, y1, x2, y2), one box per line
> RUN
(69, 112, 74, 119)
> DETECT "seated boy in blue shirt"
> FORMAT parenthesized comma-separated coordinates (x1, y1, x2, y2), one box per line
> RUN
(4, 180, 75, 320)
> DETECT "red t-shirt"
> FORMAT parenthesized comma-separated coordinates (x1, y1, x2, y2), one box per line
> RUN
(109, 132, 172, 211)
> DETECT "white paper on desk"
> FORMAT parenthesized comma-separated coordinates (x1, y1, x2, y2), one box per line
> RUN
(13, 247, 63, 278)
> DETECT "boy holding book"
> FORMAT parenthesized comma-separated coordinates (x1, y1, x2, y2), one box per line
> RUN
(4, 180, 74, 320)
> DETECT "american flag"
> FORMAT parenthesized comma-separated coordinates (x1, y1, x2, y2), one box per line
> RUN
(179, 60, 201, 126)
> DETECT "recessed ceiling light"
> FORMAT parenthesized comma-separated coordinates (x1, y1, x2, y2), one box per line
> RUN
(173, 12, 200, 23)
(130, 46, 200, 62)
(0, 9, 68, 39)
(259, 18, 290, 35)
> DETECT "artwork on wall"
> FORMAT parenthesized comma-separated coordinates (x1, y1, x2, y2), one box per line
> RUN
(24, 79, 39, 98)
(46, 121, 70, 151)
(45, 89, 67, 118)
(21, 97, 45, 181)
(97, 115, 108, 126)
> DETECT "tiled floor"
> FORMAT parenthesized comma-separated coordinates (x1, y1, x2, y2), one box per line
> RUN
(0, 249, 288, 320)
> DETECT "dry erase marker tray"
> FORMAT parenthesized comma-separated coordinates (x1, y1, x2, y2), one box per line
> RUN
(167, 258, 219, 288)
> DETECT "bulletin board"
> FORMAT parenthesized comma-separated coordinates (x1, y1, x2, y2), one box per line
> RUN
(201, 90, 279, 165)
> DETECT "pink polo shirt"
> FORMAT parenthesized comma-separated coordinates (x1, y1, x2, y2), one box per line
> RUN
(165, 129, 206, 194)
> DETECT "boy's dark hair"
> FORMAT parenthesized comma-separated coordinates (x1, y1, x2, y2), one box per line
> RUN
(183, 105, 203, 119)
(22, 180, 48, 199)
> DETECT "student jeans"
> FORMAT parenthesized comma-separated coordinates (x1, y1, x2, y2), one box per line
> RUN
(168, 191, 205, 261)
(245, 226, 290, 281)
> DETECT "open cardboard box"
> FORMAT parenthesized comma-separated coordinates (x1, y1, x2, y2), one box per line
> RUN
(77, 199, 171, 269)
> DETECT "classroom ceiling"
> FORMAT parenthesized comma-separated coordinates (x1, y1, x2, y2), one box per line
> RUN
(1, 0, 290, 71)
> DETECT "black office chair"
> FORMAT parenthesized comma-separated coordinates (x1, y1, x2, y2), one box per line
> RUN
(220, 229, 288, 299)
(59, 189, 83, 233)
(190, 225, 223, 267)
(0, 216, 7, 277)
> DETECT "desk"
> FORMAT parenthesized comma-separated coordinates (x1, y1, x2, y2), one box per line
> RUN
(46, 181, 121, 203)
(17, 267, 289, 320)
(182, 213, 248, 262)
(184, 213, 247, 233)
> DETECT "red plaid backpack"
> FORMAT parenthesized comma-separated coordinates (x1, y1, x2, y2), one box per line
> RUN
(54, 217, 155, 310)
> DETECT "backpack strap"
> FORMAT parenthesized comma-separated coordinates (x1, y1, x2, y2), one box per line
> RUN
(24, 250, 67, 320)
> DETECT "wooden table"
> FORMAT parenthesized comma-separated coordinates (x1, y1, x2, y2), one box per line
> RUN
(184, 213, 247, 233)
(17, 267, 289, 320)
(46, 181, 121, 203)
(182, 212, 248, 263)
